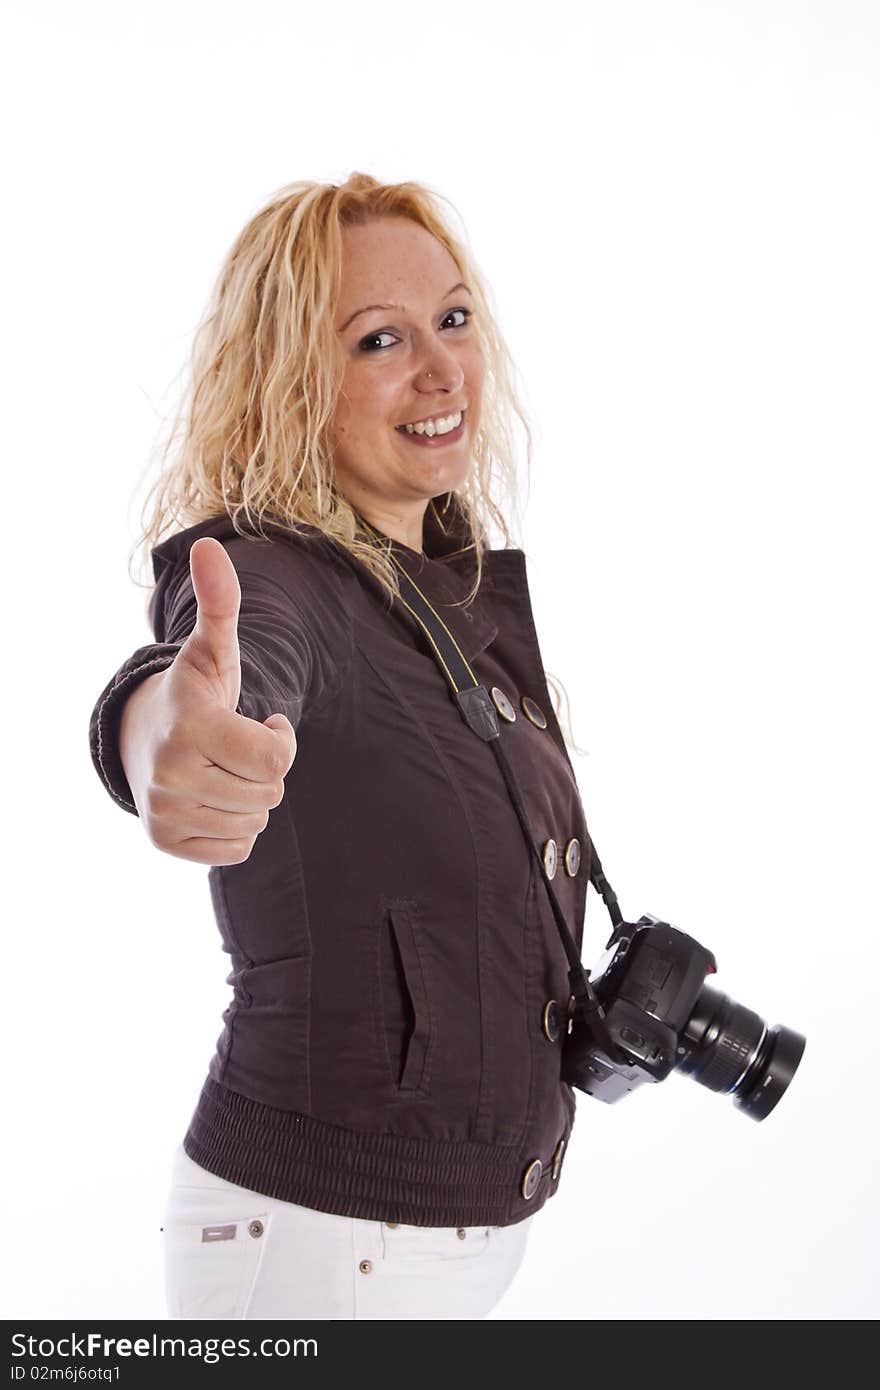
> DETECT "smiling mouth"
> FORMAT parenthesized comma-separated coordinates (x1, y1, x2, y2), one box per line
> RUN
(395, 407, 466, 442)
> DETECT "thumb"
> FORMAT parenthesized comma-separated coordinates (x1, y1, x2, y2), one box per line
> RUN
(263, 712, 298, 773)
(183, 537, 243, 710)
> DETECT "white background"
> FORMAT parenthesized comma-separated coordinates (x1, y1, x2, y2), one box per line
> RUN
(2, 0, 877, 1321)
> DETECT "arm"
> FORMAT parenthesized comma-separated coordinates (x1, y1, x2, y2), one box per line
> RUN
(88, 533, 354, 817)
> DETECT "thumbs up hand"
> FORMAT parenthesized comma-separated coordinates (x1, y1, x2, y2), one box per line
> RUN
(118, 537, 298, 864)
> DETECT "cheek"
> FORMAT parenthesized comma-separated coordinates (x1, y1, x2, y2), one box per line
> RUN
(331, 383, 365, 446)
(464, 344, 486, 392)
(339, 373, 396, 431)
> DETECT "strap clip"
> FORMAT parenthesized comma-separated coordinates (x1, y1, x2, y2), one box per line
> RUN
(454, 686, 500, 742)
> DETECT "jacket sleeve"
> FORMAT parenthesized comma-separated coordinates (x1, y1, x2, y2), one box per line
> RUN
(88, 535, 353, 817)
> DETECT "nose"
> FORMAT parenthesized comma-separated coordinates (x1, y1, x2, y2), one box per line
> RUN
(413, 337, 464, 395)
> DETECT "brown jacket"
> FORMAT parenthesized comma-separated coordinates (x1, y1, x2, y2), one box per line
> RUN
(89, 497, 591, 1227)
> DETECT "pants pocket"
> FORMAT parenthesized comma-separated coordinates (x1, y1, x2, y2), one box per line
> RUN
(359, 1219, 533, 1320)
(162, 1179, 272, 1320)
(381, 1221, 492, 1263)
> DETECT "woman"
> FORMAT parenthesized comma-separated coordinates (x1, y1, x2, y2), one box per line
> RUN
(89, 173, 592, 1320)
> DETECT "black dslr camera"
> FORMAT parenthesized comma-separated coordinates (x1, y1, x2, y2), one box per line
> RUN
(561, 914, 805, 1120)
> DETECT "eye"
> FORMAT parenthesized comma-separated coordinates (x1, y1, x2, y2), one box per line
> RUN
(358, 307, 473, 353)
(358, 330, 398, 352)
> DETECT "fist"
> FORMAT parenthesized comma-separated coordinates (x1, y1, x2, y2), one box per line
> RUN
(120, 537, 298, 864)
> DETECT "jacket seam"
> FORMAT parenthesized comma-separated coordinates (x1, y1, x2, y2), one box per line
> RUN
(356, 645, 487, 1127)
(210, 870, 254, 1085)
(233, 560, 355, 724)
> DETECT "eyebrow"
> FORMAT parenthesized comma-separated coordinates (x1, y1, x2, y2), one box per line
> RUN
(339, 282, 471, 332)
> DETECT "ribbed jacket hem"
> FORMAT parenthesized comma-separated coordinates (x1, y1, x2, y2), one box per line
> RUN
(183, 1077, 554, 1228)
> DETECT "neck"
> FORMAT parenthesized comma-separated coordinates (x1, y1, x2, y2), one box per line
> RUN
(352, 500, 428, 554)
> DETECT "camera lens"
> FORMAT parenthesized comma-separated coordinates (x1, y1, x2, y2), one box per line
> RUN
(676, 985, 805, 1121)
(732, 1023, 806, 1121)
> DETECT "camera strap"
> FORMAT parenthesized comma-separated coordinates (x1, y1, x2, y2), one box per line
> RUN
(356, 516, 623, 1023)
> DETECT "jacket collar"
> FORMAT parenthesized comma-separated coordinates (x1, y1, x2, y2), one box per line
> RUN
(351, 495, 502, 661)
(150, 496, 518, 663)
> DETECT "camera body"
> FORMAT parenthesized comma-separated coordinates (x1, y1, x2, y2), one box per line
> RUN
(561, 914, 805, 1121)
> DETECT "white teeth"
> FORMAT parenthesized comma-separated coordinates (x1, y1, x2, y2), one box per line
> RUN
(401, 409, 463, 437)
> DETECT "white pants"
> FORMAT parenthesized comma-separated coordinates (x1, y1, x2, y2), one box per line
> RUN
(162, 1144, 533, 1320)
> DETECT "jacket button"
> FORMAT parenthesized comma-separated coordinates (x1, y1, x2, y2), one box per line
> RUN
(248, 1220, 264, 1238)
(490, 686, 517, 722)
(385, 1221, 398, 1228)
(551, 1138, 566, 1181)
(542, 999, 561, 1042)
(521, 695, 548, 729)
(456, 1228, 467, 1240)
(359, 1259, 373, 1274)
(521, 1159, 543, 1201)
(564, 837, 581, 877)
(542, 839, 558, 880)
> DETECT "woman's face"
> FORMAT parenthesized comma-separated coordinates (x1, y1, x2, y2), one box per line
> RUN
(331, 215, 485, 546)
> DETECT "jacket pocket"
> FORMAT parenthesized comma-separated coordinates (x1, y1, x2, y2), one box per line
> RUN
(377, 903, 433, 1094)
